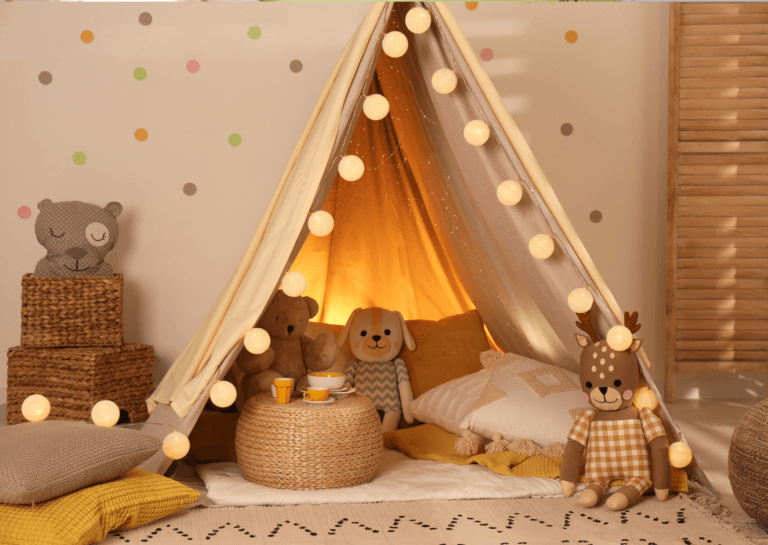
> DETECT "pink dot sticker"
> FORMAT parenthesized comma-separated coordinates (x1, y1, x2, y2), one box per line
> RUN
(186, 60, 200, 74)
(481, 48, 493, 61)
(623, 390, 634, 400)
(18, 206, 31, 219)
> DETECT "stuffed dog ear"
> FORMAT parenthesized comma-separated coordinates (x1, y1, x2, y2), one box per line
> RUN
(304, 296, 320, 319)
(394, 311, 416, 351)
(338, 308, 362, 348)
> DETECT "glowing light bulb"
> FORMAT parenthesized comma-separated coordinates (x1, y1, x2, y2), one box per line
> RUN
(669, 442, 693, 468)
(432, 69, 457, 94)
(382, 31, 408, 58)
(464, 120, 490, 146)
(281, 271, 307, 297)
(338, 155, 364, 181)
(22, 394, 50, 423)
(607, 325, 633, 352)
(210, 380, 237, 408)
(405, 7, 431, 34)
(91, 400, 120, 427)
(363, 94, 389, 121)
(568, 288, 594, 313)
(633, 388, 659, 411)
(244, 328, 271, 355)
(529, 234, 554, 260)
(497, 180, 523, 206)
(308, 211, 334, 237)
(163, 431, 190, 461)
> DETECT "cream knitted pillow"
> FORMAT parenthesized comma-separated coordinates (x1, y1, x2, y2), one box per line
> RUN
(0, 421, 161, 504)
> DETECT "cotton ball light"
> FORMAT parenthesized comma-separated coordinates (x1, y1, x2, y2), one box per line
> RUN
(669, 442, 693, 468)
(382, 31, 408, 58)
(405, 7, 431, 34)
(91, 400, 120, 427)
(163, 431, 190, 461)
(568, 288, 594, 313)
(497, 180, 523, 206)
(529, 234, 554, 260)
(338, 155, 364, 181)
(210, 381, 237, 408)
(464, 120, 490, 146)
(282, 271, 307, 297)
(431, 69, 457, 94)
(244, 328, 271, 355)
(21, 394, 50, 423)
(308, 211, 334, 237)
(633, 388, 659, 411)
(606, 325, 633, 352)
(363, 94, 389, 121)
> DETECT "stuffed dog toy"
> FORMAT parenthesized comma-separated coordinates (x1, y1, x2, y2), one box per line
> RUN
(338, 307, 416, 432)
(560, 310, 670, 511)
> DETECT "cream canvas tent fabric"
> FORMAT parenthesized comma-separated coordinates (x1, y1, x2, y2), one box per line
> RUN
(139, 2, 710, 492)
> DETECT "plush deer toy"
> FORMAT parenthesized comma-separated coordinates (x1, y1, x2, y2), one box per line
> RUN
(560, 310, 670, 510)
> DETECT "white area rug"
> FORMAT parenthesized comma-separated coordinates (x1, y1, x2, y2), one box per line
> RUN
(101, 494, 760, 545)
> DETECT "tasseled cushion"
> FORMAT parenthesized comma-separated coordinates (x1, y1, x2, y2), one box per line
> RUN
(507, 438, 541, 457)
(484, 432, 510, 454)
(454, 430, 480, 456)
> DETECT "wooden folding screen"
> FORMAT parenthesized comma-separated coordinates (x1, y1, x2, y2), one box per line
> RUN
(666, 3, 768, 402)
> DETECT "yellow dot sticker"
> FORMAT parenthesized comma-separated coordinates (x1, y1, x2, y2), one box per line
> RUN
(466, 2, 478, 10)
(565, 30, 578, 43)
(72, 151, 86, 165)
(81, 30, 94, 44)
(135, 128, 148, 142)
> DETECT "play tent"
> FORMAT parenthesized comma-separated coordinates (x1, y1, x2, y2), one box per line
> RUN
(139, 2, 710, 491)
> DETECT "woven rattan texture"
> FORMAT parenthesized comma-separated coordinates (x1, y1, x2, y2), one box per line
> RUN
(21, 273, 124, 348)
(6, 344, 153, 425)
(729, 398, 768, 524)
(236, 394, 383, 490)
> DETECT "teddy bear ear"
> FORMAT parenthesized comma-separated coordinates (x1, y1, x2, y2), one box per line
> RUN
(104, 202, 123, 218)
(37, 199, 53, 211)
(304, 296, 319, 319)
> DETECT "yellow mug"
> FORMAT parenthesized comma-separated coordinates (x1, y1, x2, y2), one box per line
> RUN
(303, 387, 329, 402)
(274, 378, 294, 404)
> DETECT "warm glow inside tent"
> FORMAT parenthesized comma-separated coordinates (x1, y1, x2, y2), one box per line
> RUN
(139, 2, 710, 492)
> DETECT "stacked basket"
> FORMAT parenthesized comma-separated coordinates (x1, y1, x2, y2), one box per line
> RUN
(6, 274, 154, 425)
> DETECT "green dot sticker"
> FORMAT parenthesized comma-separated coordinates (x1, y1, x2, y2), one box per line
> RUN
(133, 67, 147, 81)
(72, 151, 86, 165)
(248, 26, 262, 40)
(229, 133, 242, 147)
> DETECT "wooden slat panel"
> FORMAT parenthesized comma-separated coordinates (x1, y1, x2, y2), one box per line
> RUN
(679, 186, 768, 196)
(682, 35, 768, 47)
(681, 56, 768, 68)
(682, 4, 768, 15)
(678, 237, 768, 248)
(677, 329, 768, 340)
(679, 130, 768, 141)
(678, 216, 768, 227)
(682, 24, 768, 36)
(680, 119, 768, 130)
(681, 66, 768, 78)
(677, 361, 768, 372)
(678, 206, 768, 217)
(681, 98, 768, 109)
(679, 109, 768, 119)
(681, 45, 768, 57)
(679, 175, 768, 185)
(678, 247, 768, 259)
(679, 226, 768, 237)
(677, 351, 768, 361)
(677, 298, 768, 309)
(678, 319, 768, 330)
(680, 195, 768, 206)
(677, 340, 768, 350)
(679, 141, 768, 153)
(678, 309, 768, 320)
(677, 288, 768, 298)
(679, 165, 768, 175)
(680, 153, 768, 164)
(681, 88, 768, 99)
(678, 257, 768, 267)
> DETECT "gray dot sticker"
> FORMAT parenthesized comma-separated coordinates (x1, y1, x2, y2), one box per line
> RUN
(139, 12, 153, 26)
(183, 183, 197, 196)
(38, 71, 52, 85)
(561, 123, 573, 136)
(289, 60, 303, 73)
(589, 210, 602, 223)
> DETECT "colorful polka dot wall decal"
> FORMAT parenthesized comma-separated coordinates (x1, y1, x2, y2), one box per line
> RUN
(229, 133, 242, 147)
(80, 30, 94, 44)
(561, 123, 573, 136)
(38, 71, 52, 85)
(72, 151, 86, 165)
(183, 183, 197, 196)
(248, 26, 262, 40)
(480, 48, 493, 62)
(134, 128, 148, 142)
(590, 210, 603, 223)
(565, 30, 578, 43)
(186, 60, 200, 74)
(290, 60, 303, 73)
(18, 206, 31, 220)
(466, 2, 478, 10)
(138, 12, 152, 26)
(133, 67, 147, 81)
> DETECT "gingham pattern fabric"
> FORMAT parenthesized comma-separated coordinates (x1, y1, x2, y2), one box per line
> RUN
(567, 408, 667, 495)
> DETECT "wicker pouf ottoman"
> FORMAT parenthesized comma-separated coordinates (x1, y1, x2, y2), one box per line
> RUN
(728, 398, 768, 524)
(235, 394, 382, 490)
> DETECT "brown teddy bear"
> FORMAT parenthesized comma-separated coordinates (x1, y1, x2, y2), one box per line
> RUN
(231, 290, 338, 406)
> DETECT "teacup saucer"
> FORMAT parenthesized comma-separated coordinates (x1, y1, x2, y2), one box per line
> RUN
(302, 398, 335, 405)
(330, 387, 356, 399)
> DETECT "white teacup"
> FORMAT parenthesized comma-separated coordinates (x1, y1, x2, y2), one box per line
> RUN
(307, 372, 346, 390)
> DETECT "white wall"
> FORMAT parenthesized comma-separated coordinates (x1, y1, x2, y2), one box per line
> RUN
(1, 3, 762, 400)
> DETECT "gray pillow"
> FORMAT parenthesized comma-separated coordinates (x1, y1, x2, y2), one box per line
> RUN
(0, 421, 161, 504)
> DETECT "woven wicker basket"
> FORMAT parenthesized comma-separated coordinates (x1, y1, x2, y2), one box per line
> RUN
(236, 394, 382, 490)
(728, 398, 768, 524)
(6, 344, 153, 425)
(21, 273, 123, 348)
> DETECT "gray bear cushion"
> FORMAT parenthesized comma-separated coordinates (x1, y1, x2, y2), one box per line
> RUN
(0, 421, 161, 504)
(34, 199, 122, 277)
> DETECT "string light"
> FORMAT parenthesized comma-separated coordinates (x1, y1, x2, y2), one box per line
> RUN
(382, 31, 408, 58)
(669, 442, 693, 468)
(244, 328, 271, 355)
(496, 180, 523, 206)
(567, 288, 593, 313)
(607, 325, 633, 352)
(21, 394, 50, 423)
(308, 210, 334, 237)
(91, 400, 120, 427)
(633, 388, 659, 411)
(338, 155, 364, 181)
(363, 94, 390, 121)
(432, 68, 457, 94)
(529, 234, 554, 260)
(463, 120, 490, 146)
(281, 271, 307, 297)
(162, 431, 190, 460)
(210, 380, 237, 408)
(405, 7, 432, 34)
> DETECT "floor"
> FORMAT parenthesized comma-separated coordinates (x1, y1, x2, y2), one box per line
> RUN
(0, 398, 760, 519)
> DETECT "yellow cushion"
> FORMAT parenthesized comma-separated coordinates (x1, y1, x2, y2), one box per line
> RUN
(0, 469, 199, 545)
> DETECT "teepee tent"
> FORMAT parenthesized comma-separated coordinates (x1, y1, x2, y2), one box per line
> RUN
(139, 2, 710, 492)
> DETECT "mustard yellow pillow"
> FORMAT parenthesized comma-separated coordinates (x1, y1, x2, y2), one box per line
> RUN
(0, 469, 199, 545)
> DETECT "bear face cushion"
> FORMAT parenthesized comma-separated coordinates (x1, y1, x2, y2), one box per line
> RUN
(34, 199, 122, 277)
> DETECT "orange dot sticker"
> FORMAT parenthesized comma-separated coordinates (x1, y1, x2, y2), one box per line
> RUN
(465, 2, 478, 10)
(565, 30, 578, 43)
(134, 128, 148, 142)
(81, 30, 94, 44)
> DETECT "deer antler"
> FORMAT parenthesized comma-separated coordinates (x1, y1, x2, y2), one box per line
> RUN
(624, 311, 641, 333)
(575, 310, 600, 343)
